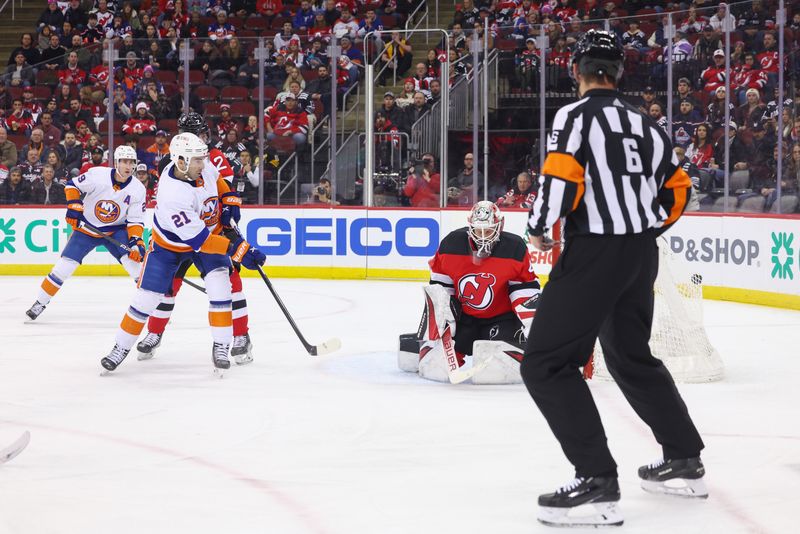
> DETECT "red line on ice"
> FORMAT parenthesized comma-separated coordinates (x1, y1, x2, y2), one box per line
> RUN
(0, 419, 333, 534)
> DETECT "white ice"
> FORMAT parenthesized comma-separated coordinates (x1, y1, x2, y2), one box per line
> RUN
(0, 276, 798, 534)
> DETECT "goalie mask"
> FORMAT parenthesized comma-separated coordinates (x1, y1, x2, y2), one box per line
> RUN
(467, 201, 504, 258)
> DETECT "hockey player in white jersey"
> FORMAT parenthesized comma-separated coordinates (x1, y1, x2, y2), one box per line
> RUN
(25, 145, 146, 320)
(99, 133, 266, 374)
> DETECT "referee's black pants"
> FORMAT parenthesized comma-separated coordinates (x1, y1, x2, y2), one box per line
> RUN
(520, 231, 704, 478)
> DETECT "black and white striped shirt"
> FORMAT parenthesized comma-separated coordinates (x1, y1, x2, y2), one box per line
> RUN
(527, 88, 691, 239)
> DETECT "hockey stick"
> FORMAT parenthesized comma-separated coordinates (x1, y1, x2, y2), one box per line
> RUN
(80, 220, 133, 252)
(180, 278, 207, 293)
(253, 264, 341, 356)
(228, 223, 340, 355)
(0, 431, 30, 465)
(81, 221, 207, 294)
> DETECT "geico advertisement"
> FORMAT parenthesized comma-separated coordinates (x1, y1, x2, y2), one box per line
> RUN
(0, 208, 547, 274)
(668, 214, 800, 296)
(244, 209, 439, 269)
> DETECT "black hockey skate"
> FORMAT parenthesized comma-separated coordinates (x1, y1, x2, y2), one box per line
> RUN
(638, 457, 708, 498)
(25, 301, 46, 320)
(212, 342, 231, 376)
(231, 333, 253, 365)
(101, 344, 131, 372)
(137, 332, 163, 361)
(537, 476, 623, 527)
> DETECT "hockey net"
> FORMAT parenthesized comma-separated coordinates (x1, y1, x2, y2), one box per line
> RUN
(588, 237, 724, 383)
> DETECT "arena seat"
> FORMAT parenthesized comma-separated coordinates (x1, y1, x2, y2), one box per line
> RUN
(738, 195, 766, 212)
(770, 195, 799, 213)
(220, 86, 250, 101)
(155, 70, 177, 84)
(230, 101, 255, 117)
(194, 85, 219, 101)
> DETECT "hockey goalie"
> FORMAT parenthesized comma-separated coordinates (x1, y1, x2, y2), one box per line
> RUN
(398, 201, 541, 384)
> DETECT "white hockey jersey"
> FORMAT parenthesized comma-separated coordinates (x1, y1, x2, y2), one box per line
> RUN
(66, 166, 146, 236)
(151, 160, 228, 253)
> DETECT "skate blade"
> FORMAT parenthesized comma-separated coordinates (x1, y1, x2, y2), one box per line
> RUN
(213, 367, 227, 378)
(641, 478, 708, 499)
(234, 351, 253, 365)
(137, 350, 155, 361)
(538, 502, 623, 528)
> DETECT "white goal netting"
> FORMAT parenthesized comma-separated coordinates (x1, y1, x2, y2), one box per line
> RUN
(592, 239, 724, 383)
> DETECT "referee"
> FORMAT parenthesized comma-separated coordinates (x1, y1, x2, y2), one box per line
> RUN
(522, 30, 706, 528)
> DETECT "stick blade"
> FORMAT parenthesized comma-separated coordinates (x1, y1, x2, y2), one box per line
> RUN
(1, 430, 30, 465)
(448, 356, 496, 385)
(310, 337, 342, 356)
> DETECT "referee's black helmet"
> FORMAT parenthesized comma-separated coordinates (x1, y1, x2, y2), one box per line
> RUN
(570, 29, 624, 82)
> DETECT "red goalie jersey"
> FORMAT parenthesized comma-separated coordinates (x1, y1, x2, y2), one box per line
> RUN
(429, 227, 539, 320)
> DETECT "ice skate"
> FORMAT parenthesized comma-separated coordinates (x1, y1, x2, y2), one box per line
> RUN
(212, 342, 231, 377)
(137, 332, 163, 361)
(231, 333, 253, 365)
(101, 344, 131, 373)
(537, 476, 623, 528)
(25, 301, 46, 321)
(638, 457, 708, 499)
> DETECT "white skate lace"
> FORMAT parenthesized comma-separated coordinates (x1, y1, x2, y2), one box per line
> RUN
(213, 343, 230, 362)
(647, 458, 666, 470)
(108, 344, 129, 364)
(30, 302, 45, 314)
(232, 335, 248, 349)
(142, 332, 161, 347)
(556, 478, 585, 494)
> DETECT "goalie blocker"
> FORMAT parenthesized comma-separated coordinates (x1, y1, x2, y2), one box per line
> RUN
(398, 201, 540, 384)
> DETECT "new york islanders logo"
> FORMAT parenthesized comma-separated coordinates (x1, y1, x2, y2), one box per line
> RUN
(458, 273, 497, 311)
(94, 200, 121, 223)
(200, 197, 220, 227)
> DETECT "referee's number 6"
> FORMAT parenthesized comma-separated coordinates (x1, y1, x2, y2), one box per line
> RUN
(622, 138, 643, 173)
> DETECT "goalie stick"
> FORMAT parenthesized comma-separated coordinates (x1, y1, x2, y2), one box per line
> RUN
(229, 223, 341, 356)
(440, 324, 496, 384)
(1, 431, 30, 465)
(81, 221, 207, 293)
(424, 291, 495, 384)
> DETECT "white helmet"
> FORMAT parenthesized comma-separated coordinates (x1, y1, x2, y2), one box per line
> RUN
(170, 132, 208, 172)
(467, 201, 504, 258)
(113, 144, 138, 164)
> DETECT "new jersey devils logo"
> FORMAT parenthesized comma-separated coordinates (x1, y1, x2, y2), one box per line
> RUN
(458, 273, 497, 310)
(94, 200, 121, 223)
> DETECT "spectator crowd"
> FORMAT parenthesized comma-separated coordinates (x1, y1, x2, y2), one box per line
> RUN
(0, 0, 798, 213)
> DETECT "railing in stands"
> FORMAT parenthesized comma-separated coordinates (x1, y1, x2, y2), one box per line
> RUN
(0, 0, 18, 20)
(275, 151, 299, 205)
(309, 114, 329, 184)
(320, 131, 359, 203)
(339, 81, 360, 145)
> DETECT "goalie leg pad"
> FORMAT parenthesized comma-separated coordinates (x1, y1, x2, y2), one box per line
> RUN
(398, 333, 421, 373)
(471, 340, 525, 384)
(423, 284, 458, 339)
(418, 336, 451, 383)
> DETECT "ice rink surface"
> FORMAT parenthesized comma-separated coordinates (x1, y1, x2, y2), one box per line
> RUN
(0, 275, 798, 534)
